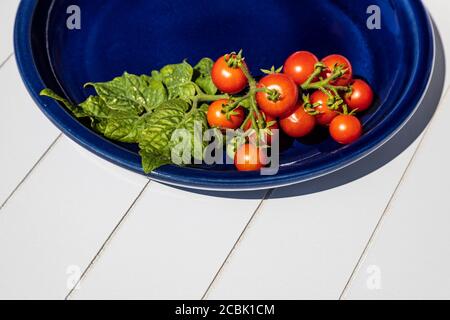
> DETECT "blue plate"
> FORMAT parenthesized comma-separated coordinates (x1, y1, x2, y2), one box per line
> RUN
(15, 0, 434, 190)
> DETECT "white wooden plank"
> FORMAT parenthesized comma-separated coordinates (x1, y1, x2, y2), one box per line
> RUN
(0, 137, 147, 299)
(70, 183, 266, 300)
(0, 0, 18, 64)
(204, 142, 421, 300)
(0, 58, 60, 207)
(0, 0, 439, 297)
(343, 88, 450, 300)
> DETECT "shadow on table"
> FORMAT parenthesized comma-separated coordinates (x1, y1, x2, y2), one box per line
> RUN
(172, 19, 446, 200)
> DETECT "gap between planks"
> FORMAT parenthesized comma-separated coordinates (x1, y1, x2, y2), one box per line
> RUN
(4, 45, 448, 299)
(65, 179, 153, 300)
(0, 133, 63, 212)
(339, 86, 450, 299)
(0, 53, 14, 70)
(201, 188, 274, 300)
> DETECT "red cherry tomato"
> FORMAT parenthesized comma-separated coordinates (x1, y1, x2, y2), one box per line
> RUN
(322, 54, 353, 86)
(256, 73, 299, 118)
(211, 55, 248, 94)
(234, 143, 267, 171)
(345, 79, 374, 112)
(329, 115, 362, 144)
(310, 90, 339, 126)
(284, 51, 319, 85)
(244, 112, 279, 145)
(280, 103, 316, 138)
(207, 99, 245, 130)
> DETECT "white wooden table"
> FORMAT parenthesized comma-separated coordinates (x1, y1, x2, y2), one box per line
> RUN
(1, 0, 450, 300)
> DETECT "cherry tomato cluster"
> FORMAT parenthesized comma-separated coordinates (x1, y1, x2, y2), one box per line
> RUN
(208, 51, 375, 171)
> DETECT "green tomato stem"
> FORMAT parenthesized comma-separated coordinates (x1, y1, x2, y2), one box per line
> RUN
(190, 93, 229, 114)
(299, 66, 352, 113)
(238, 63, 265, 131)
(226, 93, 252, 112)
(301, 65, 324, 89)
(196, 94, 229, 102)
(240, 112, 253, 130)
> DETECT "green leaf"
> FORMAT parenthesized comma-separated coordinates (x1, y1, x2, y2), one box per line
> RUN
(79, 95, 143, 143)
(193, 58, 217, 95)
(140, 150, 172, 173)
(79, 96, 112, 118)
(85, 72, 163, 114)
(138, 99, 190, 158)
(79, 95, 143, 120)
(159, 61, 196, 101)
(40, 89, 87, 118)
(140, 75, 168, 112)
(172, 104, 208, 161)
(137, 100, 210, 172)
(151, 70, 163, 82)
(102, 116, 143, 143)
(42, 58, 222, 174)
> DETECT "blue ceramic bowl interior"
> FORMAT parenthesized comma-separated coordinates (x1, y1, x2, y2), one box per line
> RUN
(15, 0, 433, 190)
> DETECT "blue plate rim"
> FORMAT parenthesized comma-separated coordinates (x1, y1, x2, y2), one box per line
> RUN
(14, 0, 435, 191)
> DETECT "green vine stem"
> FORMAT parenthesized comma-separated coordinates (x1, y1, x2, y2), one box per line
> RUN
(197, 94, 229, 102)
(240, 112, 253, 130)
(301, 66, 349, 91)
(301, 62, 326, 88)
(191, 94, 229, 112)
(238, 60, 266, 131)
(300, 62, 352, 113)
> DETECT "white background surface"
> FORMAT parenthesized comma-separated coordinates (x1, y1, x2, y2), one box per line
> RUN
(1, 0, 450, 300)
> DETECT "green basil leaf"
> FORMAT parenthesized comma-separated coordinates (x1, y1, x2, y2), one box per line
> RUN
(79, 95, 143, 143)
(85, 72, 157, 114)
(140, 150, 172, 174)
(172, 104, 209, 161)
(40, 89, 87, 118)
(79, 95, 112, 118)
(138, 99, 190, 158)
(159, 61, 196, 101)
(151, 70, 163, 82)
(93, 119, 108, 135)
(102, 116, 142, 143)
(140, 75, 168, 112)
(138, 100, 211, 171)
(193, 58, 217, 95)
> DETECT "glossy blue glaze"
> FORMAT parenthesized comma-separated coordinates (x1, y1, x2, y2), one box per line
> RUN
(15, 0, 434, 190)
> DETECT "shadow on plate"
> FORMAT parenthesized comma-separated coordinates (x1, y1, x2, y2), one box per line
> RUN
(168, 19, 445, 200)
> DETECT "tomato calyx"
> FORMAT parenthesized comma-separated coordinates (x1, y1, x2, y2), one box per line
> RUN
(298, 61, 352, 116)
(260, 65, 284, 75)
(302, 94, 320, 116)
(225, 50, 245, 69)
(243, 111, 278, 145)
(207, 99, 245, 130)
(224, 107, 243, 120)
(321, 88, 346, 111)
(265, 88, 282, 102)
(241, 111, 277, 147)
